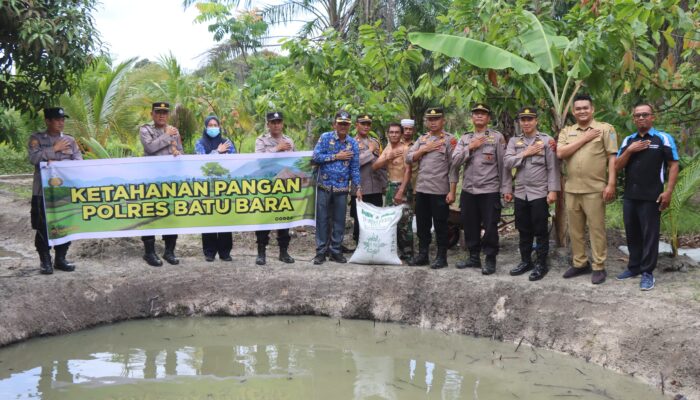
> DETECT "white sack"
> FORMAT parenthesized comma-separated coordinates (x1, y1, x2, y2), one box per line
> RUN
(349, 201, 403, 265)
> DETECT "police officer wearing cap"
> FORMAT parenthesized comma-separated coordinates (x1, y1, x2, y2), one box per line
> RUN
(406, 107, 457, 269)
(450, 103, 511, 275)
(254, 111, 296, 265)
(28, 107, 83, 275)
(139, 102, 184, 267)
(504, 107, 560, 281)
(350, 113, 386, 245)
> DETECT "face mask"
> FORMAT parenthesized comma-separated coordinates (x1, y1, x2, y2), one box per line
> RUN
(206, 127, 220, 137)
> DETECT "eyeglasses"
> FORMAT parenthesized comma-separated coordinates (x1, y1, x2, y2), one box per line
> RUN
(632, 113, 653, 119)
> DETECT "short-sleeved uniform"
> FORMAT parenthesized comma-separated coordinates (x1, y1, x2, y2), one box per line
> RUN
(350, 135, 386, 243)
(139, 123, 183, 245)
(557, 120, 618, 270)
(255, 132, 296, 248)
(618, 128, 678, 274)
(405, 132, 457, 249)
(28, 132, 83, 252)
(449, 129, 511, 257)
(504, 132, 560, 261)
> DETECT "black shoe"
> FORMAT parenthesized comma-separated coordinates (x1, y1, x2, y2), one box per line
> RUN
(313, 253, 326, 265)
(39, 252, 53, 275)
(409, 249, 430, 266)
(482, 255, 496, 275)
(329, 252, 347, 263)
(562, 262, 592, 279)
(143, 253, 163, 267)
(456, 254, 481, 269)
(510, 261, 533, 276)
(163, 251, 179, 265)
(54, 245, 75, 272)
(256, 244, 266, 265)
(205, 254, 215, 262)
(529, 263, 549, 281)
(220, 255, 233, 262)
(431, 247, 448, 269)
(279, 247, 295, 263)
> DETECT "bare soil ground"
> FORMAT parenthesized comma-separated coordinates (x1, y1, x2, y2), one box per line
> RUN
(1, 175, 699, 399)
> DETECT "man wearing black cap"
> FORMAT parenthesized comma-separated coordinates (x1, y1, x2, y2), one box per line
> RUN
(406, 107, 457, 269)
(28, 107, 83, 274)
(312, 110, 362, 265)
(350, 113, 386, 245)
(504, 107, 560, 281)
(254, 111, 296, 265)
(139, 102, 184, 267)
(450, 103, 511, 275)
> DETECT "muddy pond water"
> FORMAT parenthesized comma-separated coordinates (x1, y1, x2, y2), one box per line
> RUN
(0, 316, 664, 399)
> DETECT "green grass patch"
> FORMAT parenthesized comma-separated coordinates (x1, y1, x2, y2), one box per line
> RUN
(0, 182, 32, 198)
(0, 144, 32, 174)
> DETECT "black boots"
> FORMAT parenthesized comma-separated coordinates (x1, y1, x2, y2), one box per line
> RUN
(430, 247, 448, 269)
(409, 246, 430, 266)
(143, 238, 163, 267)
(256, 244, 266, 265)
(510, 259, 534, 276)
(529, 254, 549, 281)
(162, 239, 179, 265)
(39, 251, 53, 275)
(279, 246, 294, 263)
(456, 252, 481, 269)
(53, 245, 75, 272)
(482, 255, 496, 275)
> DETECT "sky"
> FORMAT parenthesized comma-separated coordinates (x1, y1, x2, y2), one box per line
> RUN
(94, 0, 302, 71)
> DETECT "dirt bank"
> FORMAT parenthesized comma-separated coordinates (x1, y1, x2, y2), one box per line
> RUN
(1, 175, 698, 399)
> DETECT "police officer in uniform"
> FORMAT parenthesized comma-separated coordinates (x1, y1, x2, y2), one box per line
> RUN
(350, 113, 386, 244)
(28, 107, 83, 274)
(406, 107, 457, 269)
(450, 103, 511, 275)
(254, 111, 296, 265)
(139, 102, 184, 267)
(504, 107, 560, 281)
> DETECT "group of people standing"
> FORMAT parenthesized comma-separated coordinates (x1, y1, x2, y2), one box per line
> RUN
(28, 94, 678, 291)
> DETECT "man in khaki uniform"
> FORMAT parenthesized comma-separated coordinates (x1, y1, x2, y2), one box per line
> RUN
(557, 94, 618, 284)
(350, 114, 386, 245)
(254, 111, 296, 265)
(28, 107, 83, 275)
(450, 103, 511, 275)
(139, 102, 184, 267)
(373, 122, 413, 260)
(406, 107, 457, 269)
(504, 107, 560, 281)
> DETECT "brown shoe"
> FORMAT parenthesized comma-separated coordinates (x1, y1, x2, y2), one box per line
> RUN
(591, 270, 607, 285)
(562, 262, 592, 279)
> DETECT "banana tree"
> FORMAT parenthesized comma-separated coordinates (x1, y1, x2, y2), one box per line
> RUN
(408, 10, 593, 246)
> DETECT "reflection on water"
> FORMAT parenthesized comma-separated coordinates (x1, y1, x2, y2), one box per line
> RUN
(0, 317, 663, 399)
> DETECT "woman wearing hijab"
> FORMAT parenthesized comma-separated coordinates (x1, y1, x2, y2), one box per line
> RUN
(194, 115, 236, 261)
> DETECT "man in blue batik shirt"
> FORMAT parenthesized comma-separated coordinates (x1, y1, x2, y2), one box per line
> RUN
(312, 110, 362, 265)
(615, 102, 679, 291)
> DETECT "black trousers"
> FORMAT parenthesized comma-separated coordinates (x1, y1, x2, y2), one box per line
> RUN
(141, 235, 177, 246)
(256, 229, 290, 248)
(201, 232, 232, 258)
(514, 197, 549, 261)
(623, 198, 661, 274)
(350, 193, 383, 243)
(460, 191, 501, 256)
(415, 192, 449, 248)
(31, 195, 70, 253)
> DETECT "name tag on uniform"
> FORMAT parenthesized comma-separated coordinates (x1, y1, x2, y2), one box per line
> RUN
(649, 144, 659, 149)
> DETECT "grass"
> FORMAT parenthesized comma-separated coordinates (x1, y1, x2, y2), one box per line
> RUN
(0, 182, 32, 198)
(0, 144, 33, 175)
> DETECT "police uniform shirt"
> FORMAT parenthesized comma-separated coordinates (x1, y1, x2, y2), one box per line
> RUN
(557, 120, 618, 194)
(255, 132, 296, 153)
(504, 132, 561, 201)
(405, 132, 457, 195)
(450, 129, 511, 195)
(28, 132, 83, 195)
(618, 128, 679, 201)
(140, 123, 184, 156)
(356, 135, 386, 195)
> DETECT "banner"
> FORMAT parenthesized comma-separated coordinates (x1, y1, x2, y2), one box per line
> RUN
(41, 152, 316, 246)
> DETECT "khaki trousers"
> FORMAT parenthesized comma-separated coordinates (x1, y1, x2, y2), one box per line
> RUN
(565, 192, 607, 270)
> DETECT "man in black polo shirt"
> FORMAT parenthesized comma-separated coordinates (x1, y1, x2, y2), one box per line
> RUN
(615, 103, 679, 291)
